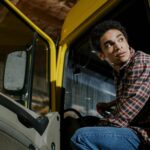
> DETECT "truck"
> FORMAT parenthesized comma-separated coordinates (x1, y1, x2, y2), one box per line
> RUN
(0, 0, 149, 149)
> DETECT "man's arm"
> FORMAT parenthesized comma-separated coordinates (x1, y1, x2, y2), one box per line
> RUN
(107, 62, 150, 127)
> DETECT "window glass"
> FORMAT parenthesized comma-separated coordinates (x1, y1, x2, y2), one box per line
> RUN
(0, 3, 50, 115)
(63, 49, 116, 117)
(0, 3, 33, 101)
(31, 37, 50, 115)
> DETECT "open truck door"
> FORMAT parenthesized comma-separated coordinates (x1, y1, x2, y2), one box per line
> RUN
(0, 0, 59, 149)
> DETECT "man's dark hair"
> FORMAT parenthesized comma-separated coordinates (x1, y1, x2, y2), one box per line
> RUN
(90, 20, 128, 52)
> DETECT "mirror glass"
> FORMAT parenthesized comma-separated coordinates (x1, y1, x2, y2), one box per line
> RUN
(4, 51, 26, 91)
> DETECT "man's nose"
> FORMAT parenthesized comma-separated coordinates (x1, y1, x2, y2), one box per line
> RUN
(114, 42, 121, 51)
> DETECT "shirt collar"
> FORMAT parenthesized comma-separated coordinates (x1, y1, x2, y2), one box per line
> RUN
(114, 48, 135, 76)
(120, 48, 135, 70)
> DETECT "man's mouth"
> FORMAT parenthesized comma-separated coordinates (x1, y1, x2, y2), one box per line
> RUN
(115, 51, 126, 57)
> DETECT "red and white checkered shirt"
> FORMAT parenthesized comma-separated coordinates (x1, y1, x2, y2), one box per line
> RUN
(107, 49, 150, 145)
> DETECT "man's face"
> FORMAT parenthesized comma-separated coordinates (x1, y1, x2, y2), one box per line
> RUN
(99, 29, 131, 69)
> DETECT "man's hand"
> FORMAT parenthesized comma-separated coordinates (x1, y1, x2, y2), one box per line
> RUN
(96, 100, 116, 115)
(96, 102, 109, 114)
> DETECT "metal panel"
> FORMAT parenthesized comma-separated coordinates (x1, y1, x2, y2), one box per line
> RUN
(60, 0, 120, 45)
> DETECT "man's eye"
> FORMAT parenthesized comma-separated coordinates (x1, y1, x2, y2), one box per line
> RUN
(105, 43, 112, 49)
(118, 37, 124, 42)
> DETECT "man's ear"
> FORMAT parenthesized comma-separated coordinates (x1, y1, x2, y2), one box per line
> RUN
(98, 52, 105, 60)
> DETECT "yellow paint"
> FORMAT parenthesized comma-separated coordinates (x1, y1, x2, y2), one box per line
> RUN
(59, 0, 119, 45)
(56, 44, 68, 87)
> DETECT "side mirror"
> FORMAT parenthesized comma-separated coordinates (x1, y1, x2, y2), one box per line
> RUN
(4, 51, 27, 91)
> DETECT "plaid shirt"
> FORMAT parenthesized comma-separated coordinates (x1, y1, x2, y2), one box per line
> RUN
(107, 49, 150, 145)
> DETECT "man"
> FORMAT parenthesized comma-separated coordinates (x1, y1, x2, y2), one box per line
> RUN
(71, 20, 150, 150)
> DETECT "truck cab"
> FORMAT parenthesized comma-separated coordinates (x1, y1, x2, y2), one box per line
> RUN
(0, 0, 149, 149)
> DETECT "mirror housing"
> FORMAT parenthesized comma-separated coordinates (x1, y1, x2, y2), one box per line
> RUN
(4, 51, 27, 92)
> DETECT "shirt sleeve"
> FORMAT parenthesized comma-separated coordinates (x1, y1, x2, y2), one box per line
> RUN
(108, 62, 150, 127)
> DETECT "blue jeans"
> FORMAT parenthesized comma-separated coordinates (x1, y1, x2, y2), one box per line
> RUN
(71, 127, 141, 150)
